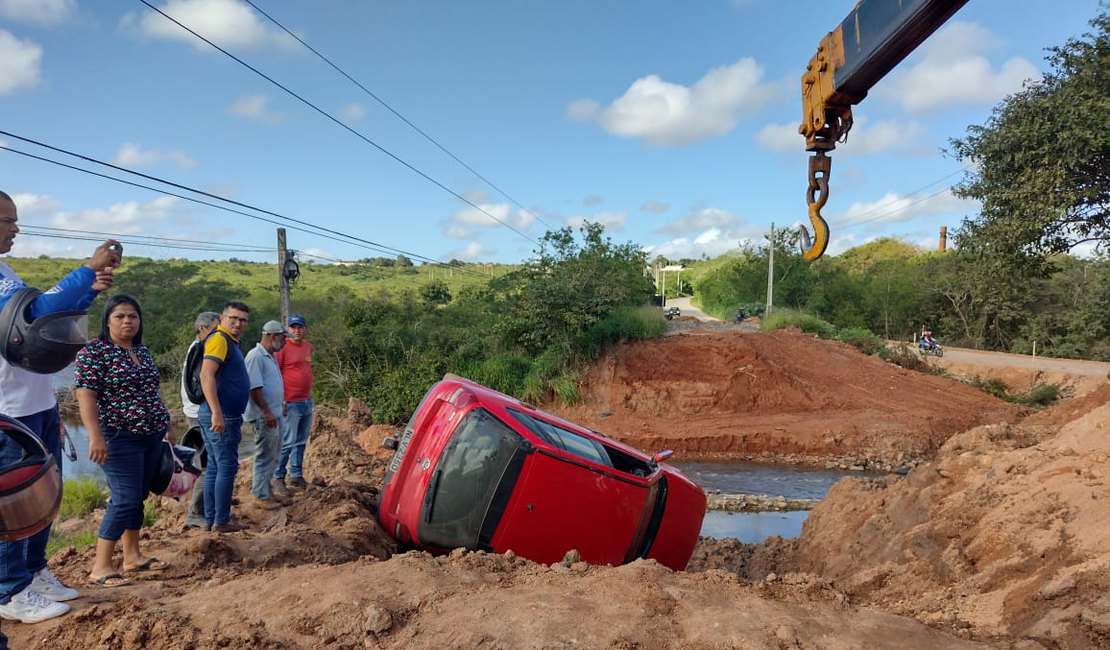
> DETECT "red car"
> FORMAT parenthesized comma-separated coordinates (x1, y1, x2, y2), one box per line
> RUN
(378, 375, 706, 571)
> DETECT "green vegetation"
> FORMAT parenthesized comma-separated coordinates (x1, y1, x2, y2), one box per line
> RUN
(57, 477, 107, 520)
(46, 530, 97, 558)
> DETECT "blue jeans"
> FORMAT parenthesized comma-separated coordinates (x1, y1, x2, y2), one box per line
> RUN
(275, 399, 312, 480)
(249, 416, 282, 499)
(0, 407, 61, 603)
(198, 404, 242, 526)
(97, 427, 164, 541)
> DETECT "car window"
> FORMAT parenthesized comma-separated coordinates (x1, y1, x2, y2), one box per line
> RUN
(419, 408, 523, 549)
(506, 408, 613, 468)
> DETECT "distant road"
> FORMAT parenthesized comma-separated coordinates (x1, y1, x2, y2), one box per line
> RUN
(667, 297, 716, 322)
(936, 345, 1110, 377)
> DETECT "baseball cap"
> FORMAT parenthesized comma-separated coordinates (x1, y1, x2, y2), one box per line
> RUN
(288, 314, 307, 327)
(261, 320, 290, 336)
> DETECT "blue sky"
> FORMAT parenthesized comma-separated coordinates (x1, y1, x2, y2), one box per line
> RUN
(0, 0, 1102, 266)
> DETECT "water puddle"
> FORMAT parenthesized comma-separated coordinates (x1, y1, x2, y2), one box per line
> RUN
(673, 461, 886, 542)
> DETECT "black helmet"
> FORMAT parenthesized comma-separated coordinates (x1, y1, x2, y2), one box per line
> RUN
(0, 287, 88, 374)
(149, 442, 202, 498)
(0, 415, 62, 541)
(180, 425, 207, 470)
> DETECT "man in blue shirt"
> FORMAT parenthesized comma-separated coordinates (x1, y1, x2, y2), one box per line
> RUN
(0, 190, 119, 625)
(198, 301, 252, 533)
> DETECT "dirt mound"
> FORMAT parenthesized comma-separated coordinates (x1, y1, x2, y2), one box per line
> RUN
(779, 389, 1110, 647)
(553, 329, 1024, 469)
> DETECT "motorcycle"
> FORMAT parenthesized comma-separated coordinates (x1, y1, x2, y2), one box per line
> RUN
(918, 339, 943, 357)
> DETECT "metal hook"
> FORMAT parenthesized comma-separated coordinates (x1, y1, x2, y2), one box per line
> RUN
(800, 152, 831, 261)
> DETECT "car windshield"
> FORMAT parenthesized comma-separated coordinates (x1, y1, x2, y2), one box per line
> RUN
(419, 407, 523, 549)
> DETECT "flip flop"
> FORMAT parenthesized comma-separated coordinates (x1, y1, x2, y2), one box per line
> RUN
(125, 557, 171, 572)
(88, 573, 132, 588)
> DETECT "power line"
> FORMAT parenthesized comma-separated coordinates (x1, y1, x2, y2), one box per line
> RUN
(835, 165, 971, 230)
(240, 0, 552, 231)
(137, 0, 540, 246)
(0, 134, 491, 278)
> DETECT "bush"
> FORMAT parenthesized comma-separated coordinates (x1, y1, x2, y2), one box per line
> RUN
(878, 343, 941, 374)
(835, 326, 884, 355)
(575, 305, 667, 358)
(760, 309, 837, 339)
(1006, 383, 1061, 407)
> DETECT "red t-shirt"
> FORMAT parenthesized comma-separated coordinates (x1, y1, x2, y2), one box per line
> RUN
(275, 338, 313, 402)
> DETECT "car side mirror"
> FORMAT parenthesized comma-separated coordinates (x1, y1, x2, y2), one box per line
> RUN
(652, 450, 674, 464)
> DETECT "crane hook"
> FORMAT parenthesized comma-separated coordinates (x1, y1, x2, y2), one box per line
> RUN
(799, 152, 831, 261)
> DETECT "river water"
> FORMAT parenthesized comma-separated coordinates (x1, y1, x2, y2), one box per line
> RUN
(672, 461, 885, 543)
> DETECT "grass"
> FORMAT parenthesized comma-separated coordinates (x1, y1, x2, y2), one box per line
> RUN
(966, 375, 1061, 407)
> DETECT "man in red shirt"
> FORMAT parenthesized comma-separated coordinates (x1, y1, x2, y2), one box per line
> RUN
(272, 314, 313, 495)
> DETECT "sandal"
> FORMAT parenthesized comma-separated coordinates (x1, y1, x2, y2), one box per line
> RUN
(125, 557, 171, 572)
(88, 573, 132, 588)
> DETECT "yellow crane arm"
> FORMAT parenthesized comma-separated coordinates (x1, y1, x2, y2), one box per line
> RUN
(797, 0, 970, 261)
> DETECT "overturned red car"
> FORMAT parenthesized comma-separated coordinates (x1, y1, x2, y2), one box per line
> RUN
(378, 375, 706, 571)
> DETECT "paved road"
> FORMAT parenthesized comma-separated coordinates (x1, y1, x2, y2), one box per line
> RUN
(667, 296, 717, 322)
(931, 345, 1110, 377)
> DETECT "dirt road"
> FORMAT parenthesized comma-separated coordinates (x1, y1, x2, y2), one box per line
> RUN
(938, 344, 1110, 376)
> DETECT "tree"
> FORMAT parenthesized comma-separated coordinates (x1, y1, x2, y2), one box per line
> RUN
(419, 279, 452, 306)
(949, 11, 1109, 256)
(490, 223, 654, 354)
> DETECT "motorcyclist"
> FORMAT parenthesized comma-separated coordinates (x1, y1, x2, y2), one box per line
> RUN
(920, 329, 938, 351)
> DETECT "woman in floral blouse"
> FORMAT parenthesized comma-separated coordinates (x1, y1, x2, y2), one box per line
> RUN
(74, 294, 171, 587)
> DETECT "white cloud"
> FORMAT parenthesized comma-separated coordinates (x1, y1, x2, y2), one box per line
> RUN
(114, 142, 196, 170)
(0, 0, 74, 25)
(658, 208, 737, 236)
(51, 196, 181, 234)
(448, 241, 494, 262)
(566, 99, 599, 122)
(124, 0, 297, 51)
(9, 193, 60, 217)
(570, 57, 774, 147)
(836, 188, 976, 226)
(566, 211, 628, 231)
(641, 200, 669, 214)
(582, 195, 604, 206)
(339, 103, 365, 124)
(227, 94, 284, 125)
(0, 30, 41, 95)
(646, 216, 765, 259)
(879, 22, 1040, 112)
(448, 202, 534, 233)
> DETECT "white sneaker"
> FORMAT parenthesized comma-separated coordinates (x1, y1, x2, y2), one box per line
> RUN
(0, 587, 70, 623)
(31, 568, 79, 602)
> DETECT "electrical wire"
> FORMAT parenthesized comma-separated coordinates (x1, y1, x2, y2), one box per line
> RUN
(835, 165, 972, 229)
(0, 135, 492, 278)
(240, 0, 552, 231)
(136, 0, 540, 246)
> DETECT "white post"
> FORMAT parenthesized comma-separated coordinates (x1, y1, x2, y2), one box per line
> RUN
(1032, 340, 1037, 360)
(661, 269, 666, 307)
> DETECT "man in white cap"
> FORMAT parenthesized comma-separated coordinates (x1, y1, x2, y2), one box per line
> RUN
(244, 320, 291, 508)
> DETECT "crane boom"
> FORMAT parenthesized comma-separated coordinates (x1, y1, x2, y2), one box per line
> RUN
(798, 0, 970, 261)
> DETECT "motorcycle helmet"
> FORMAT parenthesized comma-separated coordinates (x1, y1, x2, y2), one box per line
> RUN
(149, 442, 202, 499)
(0, 287, 88, 374)
(0, 415, 62, 541)
(179, 425, 207, 470)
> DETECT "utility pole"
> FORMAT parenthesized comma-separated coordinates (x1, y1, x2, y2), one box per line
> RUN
(765, 222, 774, 319)
(277, 228, 291, 325)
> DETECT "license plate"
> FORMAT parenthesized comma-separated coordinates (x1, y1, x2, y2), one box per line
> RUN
(387, 427, 416, 476)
